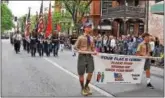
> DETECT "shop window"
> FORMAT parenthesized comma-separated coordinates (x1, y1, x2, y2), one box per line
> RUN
(119, 22, 124, 35)
(139, 23, 144, 34)
(129, 23, 134, 34)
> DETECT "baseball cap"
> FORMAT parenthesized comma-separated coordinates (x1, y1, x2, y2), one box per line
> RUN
(83, 22, 92, 29)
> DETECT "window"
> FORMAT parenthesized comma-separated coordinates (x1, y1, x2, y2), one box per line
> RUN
(155, 0, 163, 3)
(135, 0, 139, 6)
(139, 23, 144, 34)
(101, 0, 112, 15)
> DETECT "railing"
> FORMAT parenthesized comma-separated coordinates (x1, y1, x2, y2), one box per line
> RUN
(102, 5, 145, 18)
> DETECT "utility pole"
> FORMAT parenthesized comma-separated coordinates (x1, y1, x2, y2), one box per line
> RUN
(145, 0, 149, 33)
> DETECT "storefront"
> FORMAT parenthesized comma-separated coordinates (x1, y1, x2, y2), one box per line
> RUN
(151, 3, 164, 15)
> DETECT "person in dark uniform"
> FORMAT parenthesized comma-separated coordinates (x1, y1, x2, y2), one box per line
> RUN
(10, 32, 14, 45)
(30, 30, 38, 57)
(70, 33, 78, 56)
(51, 32, 59, 57)
(22, 34, 26, 50)
(44, 37, 51, 57)
(37, 32, 44, 56)
(13, 31, 22, 53)
(59, 34, 65, 52)
(26, 34, 31, 54)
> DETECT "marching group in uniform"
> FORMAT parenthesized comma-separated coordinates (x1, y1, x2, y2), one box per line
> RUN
(10, 29, 78, 57)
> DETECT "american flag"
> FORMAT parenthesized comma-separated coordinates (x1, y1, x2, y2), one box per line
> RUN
(37, 0, 44, 33)
(25, 7, 31, 37)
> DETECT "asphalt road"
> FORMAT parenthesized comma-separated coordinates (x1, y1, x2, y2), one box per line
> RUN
(1, 39, 164, 97)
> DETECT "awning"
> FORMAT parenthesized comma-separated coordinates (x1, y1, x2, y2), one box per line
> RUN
(98, 25, 112, 30)
(151, 3, 164, 15)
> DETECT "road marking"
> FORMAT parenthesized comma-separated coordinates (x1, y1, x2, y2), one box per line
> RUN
(44, 57, 114, 97)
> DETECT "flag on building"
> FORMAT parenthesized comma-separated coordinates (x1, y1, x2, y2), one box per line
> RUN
(45, 2, 52, 38)
(38, 0, 44, 33)
(25, 8, 31, 37)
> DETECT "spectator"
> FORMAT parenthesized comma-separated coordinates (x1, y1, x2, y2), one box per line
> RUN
(127, 38, 134, 55)
(101, 35, 108, 53)
(109, 36, 116, 54)
(154, 37, 161, 57)
(149, 36, 155, 56)
(95, 34, 102, 52)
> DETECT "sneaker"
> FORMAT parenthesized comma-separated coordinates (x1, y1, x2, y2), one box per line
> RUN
(85, 86, 92, 95)
(81, 89, 88, 96)
(147, 83, 154, 89)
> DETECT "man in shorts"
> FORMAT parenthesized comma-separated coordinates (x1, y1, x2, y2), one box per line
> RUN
(74, 23, 97, 96)
(136, 33, 154, 89)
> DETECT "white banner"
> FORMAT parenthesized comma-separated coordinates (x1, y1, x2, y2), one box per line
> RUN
(93, 53, 146, 84)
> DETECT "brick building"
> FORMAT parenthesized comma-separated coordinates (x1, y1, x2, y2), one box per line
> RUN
(149, 0, 164, 44)
(90, 0, 148, 37)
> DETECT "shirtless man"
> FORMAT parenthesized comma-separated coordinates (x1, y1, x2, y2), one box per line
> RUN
(74, 23, 97, 96)
(136, 33, 154, 89)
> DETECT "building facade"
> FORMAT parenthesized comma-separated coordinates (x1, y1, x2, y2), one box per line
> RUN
(101, 0, 148, 37)
(90, 0, 101, 35)
(149, 0, 164, 44)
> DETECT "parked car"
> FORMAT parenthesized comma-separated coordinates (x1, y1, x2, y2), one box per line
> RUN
(1, 35, 6, 39)
(1, 34, 9, 39)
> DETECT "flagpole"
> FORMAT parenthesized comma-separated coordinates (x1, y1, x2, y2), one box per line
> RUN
(28, 7, 31, 35)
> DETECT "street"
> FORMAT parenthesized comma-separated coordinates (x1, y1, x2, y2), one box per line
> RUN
(1, 39, 164, 97)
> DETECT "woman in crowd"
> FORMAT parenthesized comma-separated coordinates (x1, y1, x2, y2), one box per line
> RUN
(127, 38, 134, 55)
(101, 34, 108, 53)
(149, 36, 155, 56)
(110, 36, 116, 54)
(95, 34, 102, 52)
(154, 37, 160, 57)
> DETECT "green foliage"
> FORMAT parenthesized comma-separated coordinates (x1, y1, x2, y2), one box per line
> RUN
(62, 0, 92, 25)
(18, 15, 26, 33)
(1, 3, 14, 33)
(52, 12, 62, 24)
(62, 0, 92, 33)
(52, 11, 72, 32)
(30, 15, 37, 31)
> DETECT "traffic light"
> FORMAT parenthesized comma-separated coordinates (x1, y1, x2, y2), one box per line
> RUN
(14, 17, 17, 21)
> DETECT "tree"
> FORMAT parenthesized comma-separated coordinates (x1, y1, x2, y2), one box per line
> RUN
(1, 3, 14, 33)
(18, 15, 26, 33)
(52, 11, 72, 32)
(52, 12, 62, 31)
(62, 0, 92, 33)
(30, 15, 37, 31)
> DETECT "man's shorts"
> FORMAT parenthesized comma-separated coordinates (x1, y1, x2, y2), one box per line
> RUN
(77, 54, 94, 75)
(144, 59, 151, 70)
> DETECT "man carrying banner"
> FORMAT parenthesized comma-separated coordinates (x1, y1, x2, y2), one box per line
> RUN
(136, 33, 154, 89)
(74, 22, 97, 96)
